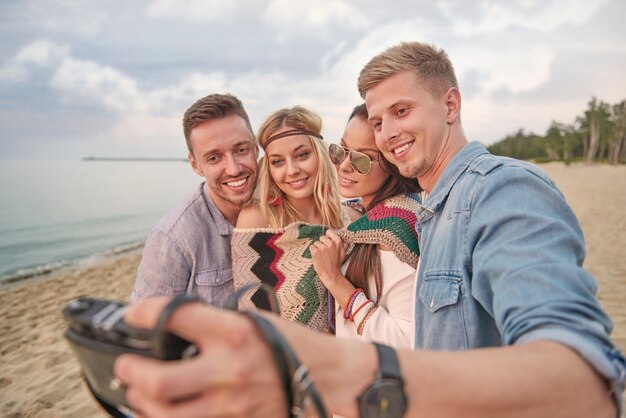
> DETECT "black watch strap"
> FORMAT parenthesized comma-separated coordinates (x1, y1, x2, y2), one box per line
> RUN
(374, 342, 402, 381)
(358, 343, 407, 418)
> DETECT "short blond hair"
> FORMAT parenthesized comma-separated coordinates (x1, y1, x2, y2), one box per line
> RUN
(358, 42, 458, 98)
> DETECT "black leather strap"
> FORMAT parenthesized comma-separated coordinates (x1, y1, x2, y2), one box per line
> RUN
(374, 342, 402, 381)
(242, 312, 328, 418)
(358, 343, 407, 418)
(226, 283, 329, 417)
(152, 293, 200, 359)
(241, 312, 294, 416)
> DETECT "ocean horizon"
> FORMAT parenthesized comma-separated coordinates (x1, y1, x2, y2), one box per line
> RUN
(0, 158, 200, 286)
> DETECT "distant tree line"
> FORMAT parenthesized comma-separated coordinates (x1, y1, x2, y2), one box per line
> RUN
(488, 98, 626, 164)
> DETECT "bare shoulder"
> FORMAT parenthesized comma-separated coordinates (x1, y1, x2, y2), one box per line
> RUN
(236, 203, 269, 228)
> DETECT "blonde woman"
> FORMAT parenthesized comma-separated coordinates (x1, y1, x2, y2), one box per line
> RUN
(238, 106, 345, 229)
(232, 106, 353, 333)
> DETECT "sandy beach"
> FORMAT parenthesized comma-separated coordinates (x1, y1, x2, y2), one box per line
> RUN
(1, 162, 625, 417)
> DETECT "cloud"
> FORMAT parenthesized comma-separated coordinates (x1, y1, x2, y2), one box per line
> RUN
(4, 40, 243, 118)
(146, 0, 238, 22)
(3, 0, 623, 159)
(451, 45, 554, 95)
(148, 72, 230, 108)
(324, 20, 433, 83)
(440, 0, 608, 35)
(0, 40, 69, 82)
(262, 0, 370, 40)
(50, 57, 151, 113)
(14, 40, 70, 67)
(1, 0, 108, 35)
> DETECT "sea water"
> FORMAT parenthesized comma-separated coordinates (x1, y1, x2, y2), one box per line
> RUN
(0, 159, 200, 285)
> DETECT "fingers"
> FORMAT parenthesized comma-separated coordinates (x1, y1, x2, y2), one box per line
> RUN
(126, 380, 284, 418)
(114, 301, 287, 417)
(125, 297, 254, 349)
(124, 296, 172, 328)
(116, 341, 279, 403)
(116, 353, 208, 403)
(312, 229, 343, 250)
(325, 229, 342, 243)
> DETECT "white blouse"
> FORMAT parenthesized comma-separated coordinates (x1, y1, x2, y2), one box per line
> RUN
(334, 250, 417, 350)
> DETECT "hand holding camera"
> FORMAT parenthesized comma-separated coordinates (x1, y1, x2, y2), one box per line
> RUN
(62, 295, 198, 411)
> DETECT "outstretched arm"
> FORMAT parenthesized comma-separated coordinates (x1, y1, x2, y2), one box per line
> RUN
(115, 298, 616, 418)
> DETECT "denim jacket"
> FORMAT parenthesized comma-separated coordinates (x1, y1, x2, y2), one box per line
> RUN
(414, 142, 625, 409)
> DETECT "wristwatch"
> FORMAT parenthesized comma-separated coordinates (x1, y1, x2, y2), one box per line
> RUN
(358, 342, 408, 418)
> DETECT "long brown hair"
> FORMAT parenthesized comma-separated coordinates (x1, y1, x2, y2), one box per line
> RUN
(343, 104, 420, 302)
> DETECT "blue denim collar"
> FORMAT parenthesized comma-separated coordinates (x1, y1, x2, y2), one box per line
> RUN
(420, 141, 488, 215)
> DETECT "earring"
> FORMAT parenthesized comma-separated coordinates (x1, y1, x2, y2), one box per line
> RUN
(269, 194, 283, 207)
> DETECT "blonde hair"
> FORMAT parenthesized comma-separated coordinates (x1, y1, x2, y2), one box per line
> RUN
(358, 41, 458, 98)
(257, 106, 343, 229)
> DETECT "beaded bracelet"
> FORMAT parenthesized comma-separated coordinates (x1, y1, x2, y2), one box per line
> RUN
(327, 293, 336, 333)
(349, 299, 373, 322)
(343, 288, 363, 320)
(357, 305, 379, 336)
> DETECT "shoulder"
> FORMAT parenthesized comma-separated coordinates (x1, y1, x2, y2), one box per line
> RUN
(236, 202, 269, 228)
(470, 153, 555, 187)
(463, 156, 579, 239)
(152, 185, 207, 233)
(447, 152, 560, 209)
(149, 187, 219, 243)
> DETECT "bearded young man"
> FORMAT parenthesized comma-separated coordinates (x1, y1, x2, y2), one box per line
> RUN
(131, 93, 258, 306)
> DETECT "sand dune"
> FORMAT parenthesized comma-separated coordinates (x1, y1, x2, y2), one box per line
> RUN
(0, 162, 624, 417)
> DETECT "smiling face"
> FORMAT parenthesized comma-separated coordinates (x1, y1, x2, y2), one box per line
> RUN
(365, 70, 451, 180)
(188, 114, 258, 224)
(336, 116, 389, 207)
(264, 130, 319, 206)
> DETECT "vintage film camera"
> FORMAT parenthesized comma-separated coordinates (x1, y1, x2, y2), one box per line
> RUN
(62, 296, 197, 410)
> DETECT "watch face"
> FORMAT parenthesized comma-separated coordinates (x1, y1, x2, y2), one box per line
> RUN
(359, 379, 407, 418)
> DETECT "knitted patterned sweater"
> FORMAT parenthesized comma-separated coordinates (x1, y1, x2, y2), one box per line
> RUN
(231, 193, 421, 333)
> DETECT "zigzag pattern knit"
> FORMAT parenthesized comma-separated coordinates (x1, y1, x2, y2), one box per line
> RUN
(231, 193, 421, 333)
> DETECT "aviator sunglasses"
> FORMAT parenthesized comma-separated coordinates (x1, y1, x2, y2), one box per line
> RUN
(328, 143, 382, 175)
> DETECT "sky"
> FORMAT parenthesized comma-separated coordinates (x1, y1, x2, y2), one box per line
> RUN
(1, 0, 625, 160)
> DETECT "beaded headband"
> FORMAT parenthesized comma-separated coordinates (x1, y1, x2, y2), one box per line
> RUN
(263, 129, 323, 150)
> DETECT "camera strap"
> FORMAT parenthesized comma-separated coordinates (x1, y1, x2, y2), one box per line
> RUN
(226, 282, 328, 418)
(242, 311, 329, 418)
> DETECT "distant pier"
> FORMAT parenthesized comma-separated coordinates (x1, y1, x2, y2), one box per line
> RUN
(82, 157, 187, 162)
